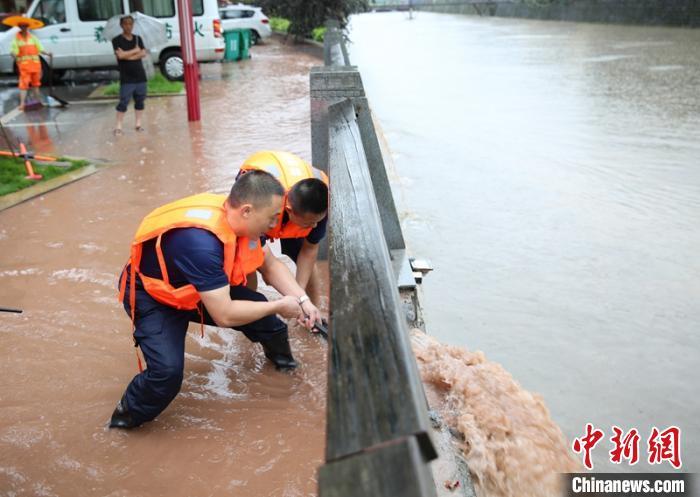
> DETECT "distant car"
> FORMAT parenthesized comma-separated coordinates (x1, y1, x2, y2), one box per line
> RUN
(219, 4, 271, 45)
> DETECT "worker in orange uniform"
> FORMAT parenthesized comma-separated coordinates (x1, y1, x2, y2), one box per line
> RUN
(109, 170, 322, 429)
(4, 17, 51, 110)
(237, 151, 329, 304)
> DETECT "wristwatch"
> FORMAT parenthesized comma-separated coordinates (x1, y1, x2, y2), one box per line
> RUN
(298, 295, 310, 305)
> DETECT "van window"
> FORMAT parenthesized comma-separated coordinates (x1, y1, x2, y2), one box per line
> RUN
(221, 9, 254, 19)
(33, 0, 67, 25)
(192, 0, 203, 16)
(129, 0, 175, 18)
(77, 0, 124, 21)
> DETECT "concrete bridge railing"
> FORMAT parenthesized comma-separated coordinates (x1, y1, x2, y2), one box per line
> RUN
(310, 21, 441, 497)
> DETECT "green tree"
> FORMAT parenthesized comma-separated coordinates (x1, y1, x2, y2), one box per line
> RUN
(255, 0, 368, 38)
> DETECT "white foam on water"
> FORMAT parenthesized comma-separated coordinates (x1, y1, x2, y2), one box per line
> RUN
(612, 41, 674, 49)
(0, 268, 41, 277)
(581, 54, 633, 63)
(187, 329, 250, 400)
(0, 426, 46, 449)
(253, 453, 282, 476)
(649, 65, 684, 72)
(55, 455, 82, 471)
(31, 482, 56, 497)
(0, 466, 28, 484)
(50, 268, 115, 289)
(173, 414, 224, 431)
(227, 479, 248, 490)
(79, 243, 107, 253)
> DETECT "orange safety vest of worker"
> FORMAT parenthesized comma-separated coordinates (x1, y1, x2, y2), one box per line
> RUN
(239, 151, 329, 240)
(118, 193, 264, 313)
(14, 33, 41, 71)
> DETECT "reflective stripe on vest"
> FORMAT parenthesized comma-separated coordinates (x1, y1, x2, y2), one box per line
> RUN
(117, 193, 263, 311)
(15, 34, 40, 65)
(239, 151, 329, 240)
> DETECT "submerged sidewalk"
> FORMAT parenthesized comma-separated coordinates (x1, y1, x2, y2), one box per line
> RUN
(0, 39, 328, 497)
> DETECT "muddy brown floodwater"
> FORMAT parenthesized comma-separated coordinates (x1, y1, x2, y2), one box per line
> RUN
(1, 39, 328, 497)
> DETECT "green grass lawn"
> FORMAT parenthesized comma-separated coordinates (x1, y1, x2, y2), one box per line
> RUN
(0, 156, 90, 197)
(103, 74, 184, 96)
(270, 17, 325, 42)
(270, 17, 291, 34)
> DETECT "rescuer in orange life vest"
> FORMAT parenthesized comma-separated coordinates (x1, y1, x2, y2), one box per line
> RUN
(237, 151, 329, 304)
(6, 17, 51, 110)
(109, 170, 322, 429)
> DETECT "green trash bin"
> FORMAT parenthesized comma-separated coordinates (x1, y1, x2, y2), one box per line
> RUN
(223, 29, 241, 62)
(240, 29, 251, 60)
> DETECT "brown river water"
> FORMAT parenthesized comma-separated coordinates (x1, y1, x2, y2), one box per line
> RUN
(348, 11, 700, 476)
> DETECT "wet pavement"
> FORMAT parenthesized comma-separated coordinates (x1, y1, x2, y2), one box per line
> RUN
(1, 39, 329, 496)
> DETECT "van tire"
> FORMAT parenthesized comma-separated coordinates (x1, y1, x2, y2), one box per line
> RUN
(160, 51, 184, 81)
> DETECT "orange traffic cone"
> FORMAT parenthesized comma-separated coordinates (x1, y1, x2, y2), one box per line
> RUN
(20, 142, 42, 180)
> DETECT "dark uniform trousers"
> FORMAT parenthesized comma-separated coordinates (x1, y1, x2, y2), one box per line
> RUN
(122, 284, 287, 425)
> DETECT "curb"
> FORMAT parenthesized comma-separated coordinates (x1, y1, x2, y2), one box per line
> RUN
(87, 86, 185, 100)
(0, 163, 102, 212)
(271, 31, 324, 57)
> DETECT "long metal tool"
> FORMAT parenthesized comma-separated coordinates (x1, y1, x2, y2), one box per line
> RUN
(46, 54, 69, 107)
(0, 307, 23, 313)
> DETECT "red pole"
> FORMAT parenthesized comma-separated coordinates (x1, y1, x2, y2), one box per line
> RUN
(177, 0, 201, 121)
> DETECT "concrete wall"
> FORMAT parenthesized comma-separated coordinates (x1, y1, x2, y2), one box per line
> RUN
(416, 1, 700, 27)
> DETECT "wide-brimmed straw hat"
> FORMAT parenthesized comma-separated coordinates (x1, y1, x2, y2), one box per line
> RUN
(2, 16, 45, 30)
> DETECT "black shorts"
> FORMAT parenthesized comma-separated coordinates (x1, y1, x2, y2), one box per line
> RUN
(116, 81, 147, 112)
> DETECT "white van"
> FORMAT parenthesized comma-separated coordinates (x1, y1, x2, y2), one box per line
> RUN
(0, 0, 224, 81)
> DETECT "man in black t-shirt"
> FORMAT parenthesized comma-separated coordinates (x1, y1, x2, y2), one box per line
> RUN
(111, 15, 147, 135)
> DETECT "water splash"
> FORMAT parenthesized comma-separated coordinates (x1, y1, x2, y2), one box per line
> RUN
(411, 331, 580, 497)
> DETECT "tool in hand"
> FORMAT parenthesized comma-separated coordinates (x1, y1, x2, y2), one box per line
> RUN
(312, 318, 328, 340)
(45, 54, 69, 107)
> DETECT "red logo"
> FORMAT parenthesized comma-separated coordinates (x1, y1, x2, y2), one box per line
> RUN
(572, 423, 605, 470)
(648, 426, 682, 469)
(572, 425, 682, 470)
(609, 426, 640, 465)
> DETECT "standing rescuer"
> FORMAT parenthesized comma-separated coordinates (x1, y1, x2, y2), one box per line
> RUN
(110, 170, 322, 429)
(238, 151, 329, 304)
(4, 16, 51, 111)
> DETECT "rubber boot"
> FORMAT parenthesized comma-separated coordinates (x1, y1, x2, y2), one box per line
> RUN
(109, 394, 138, 429)
(260, 333, 298, 370)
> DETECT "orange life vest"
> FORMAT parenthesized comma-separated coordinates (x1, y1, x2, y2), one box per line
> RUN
(118, 193, 263, 312)
(14, 33, 41, 70)
(239, 151, 329, 240)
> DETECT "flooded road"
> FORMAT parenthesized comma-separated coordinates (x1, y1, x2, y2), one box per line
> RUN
(1, 40, 327, 496)
(348, 12, 700, 473)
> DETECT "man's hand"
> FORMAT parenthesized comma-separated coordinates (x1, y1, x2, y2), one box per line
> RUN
(276, 295, 302, 320)
(299, 300, 322, 330)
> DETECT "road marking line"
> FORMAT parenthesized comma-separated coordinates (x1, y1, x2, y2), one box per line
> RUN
(1, 121, 79, 127)
(0, 107, 22, 125)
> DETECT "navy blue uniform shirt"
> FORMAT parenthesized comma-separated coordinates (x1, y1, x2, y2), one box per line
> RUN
(139, 228, 229, 292)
